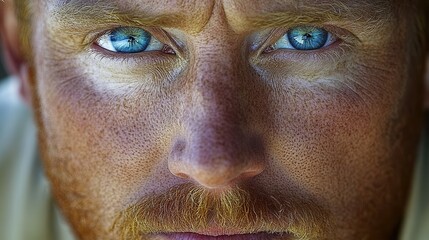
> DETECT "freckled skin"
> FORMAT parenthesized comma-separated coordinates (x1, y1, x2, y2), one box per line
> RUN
(5, 0, 427, 239)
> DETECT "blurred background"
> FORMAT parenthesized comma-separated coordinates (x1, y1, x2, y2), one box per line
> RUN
(0, 47, 8, 80)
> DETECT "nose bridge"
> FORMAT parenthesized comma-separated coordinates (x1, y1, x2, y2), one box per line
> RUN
(189, 0, 243, 121)
(195, 51, 241, 122)
(185, 50, 238, 157)
(167, 36, 266, 188)
(188, 34, 246, 141)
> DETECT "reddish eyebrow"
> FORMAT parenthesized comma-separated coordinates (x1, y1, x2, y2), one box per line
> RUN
(49, 0, 394, 38)
(50, 0, 211, 34)
(246, 0, 392, 27)
(226, 0, 394, 37)
(51, 4, 184, 27)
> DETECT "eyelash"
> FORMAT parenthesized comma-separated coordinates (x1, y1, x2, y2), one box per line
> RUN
(88, 24, 355, 64)
(90, 43, 177, 67)
(256, 25, 357, 59)
(92, 25, 174, 49)
(87, 27, 178, 64)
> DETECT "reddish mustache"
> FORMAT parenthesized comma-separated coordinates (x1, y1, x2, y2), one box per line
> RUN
(112, 183, 329, 240)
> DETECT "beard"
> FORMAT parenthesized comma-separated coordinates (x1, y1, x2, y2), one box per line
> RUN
(113, 183, 329, 240)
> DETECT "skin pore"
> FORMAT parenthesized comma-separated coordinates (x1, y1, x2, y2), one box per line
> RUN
(1, 0, 428, 239)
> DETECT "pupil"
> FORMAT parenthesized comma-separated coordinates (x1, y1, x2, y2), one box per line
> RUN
(128, 36, 136, 43)
(302, 33, 312, 40)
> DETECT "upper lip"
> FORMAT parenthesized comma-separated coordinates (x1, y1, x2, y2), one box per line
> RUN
(157, 222, 290, 237)
(193, 228, 253, 236)
(157, 231, 289, 240)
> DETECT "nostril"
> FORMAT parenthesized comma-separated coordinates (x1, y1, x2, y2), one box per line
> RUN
(238, 167, 265, 180)
(175, 172, 189, 179)
(168, 133, 266, 188)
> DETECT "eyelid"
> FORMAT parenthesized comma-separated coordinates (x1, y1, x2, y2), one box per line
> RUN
(95, 28, 165, 53)
(86, 26, 184, 58)
(253, 24, 359, 56)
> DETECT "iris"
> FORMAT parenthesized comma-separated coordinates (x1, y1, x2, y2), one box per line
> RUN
(287, 27, 329, 50)
(109, 27, 151, 53)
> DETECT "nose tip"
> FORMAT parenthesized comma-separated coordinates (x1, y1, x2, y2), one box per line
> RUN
(168, 135, 266, 189)
(170, 157, 265, 189)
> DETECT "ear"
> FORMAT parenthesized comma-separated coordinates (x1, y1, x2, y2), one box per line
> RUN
(0, 1, 32, 105)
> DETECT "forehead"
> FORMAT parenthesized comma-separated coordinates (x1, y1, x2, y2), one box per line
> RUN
(42, 0, 395, 34)
(48, 0, 393, 9)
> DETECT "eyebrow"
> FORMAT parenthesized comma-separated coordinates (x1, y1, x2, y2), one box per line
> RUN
(243, 0, 393, 30)
(49, 1, 190, 34)
(50, 0, 394, 38)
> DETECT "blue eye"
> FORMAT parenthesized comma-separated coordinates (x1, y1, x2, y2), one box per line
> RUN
(96, 27, 164, 53)
(271, 26, 336, 51)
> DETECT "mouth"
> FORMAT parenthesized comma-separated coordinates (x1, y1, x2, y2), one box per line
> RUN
(150, 231, 294, 240)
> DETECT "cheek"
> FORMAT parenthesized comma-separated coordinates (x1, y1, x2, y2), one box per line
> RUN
(34, 44, 183, 214)
(252, 46, 413, 235)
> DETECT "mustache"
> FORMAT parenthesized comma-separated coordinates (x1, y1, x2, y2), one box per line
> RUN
(112, 183, 329, 240)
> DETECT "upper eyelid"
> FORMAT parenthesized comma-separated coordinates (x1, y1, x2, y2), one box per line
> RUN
(274, 27, 336, 49)
(95, 28, 151, 42)
(254, 24, 359, 54)
(84, 26, 162, 49)
(90, 26, 187, 60)
(91, 26, 182, 53)
(87, 24, 357, 58)
(93, 27, 153, 44)
(94, 28, 149, 54)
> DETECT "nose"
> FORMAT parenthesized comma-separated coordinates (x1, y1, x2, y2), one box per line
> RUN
(168, 43, 265, 189)
(169, 127, 266, 189)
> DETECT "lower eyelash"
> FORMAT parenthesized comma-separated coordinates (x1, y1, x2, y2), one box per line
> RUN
(259, 40, 353, 64)
(89, 45, 177, 67)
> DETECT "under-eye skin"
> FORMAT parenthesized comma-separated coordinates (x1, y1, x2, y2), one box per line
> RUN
(269, 26, 337, 51)
(95, 27, 167, 53)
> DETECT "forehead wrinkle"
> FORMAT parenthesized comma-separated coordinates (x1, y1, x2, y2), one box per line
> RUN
(48, 0, 214, 33)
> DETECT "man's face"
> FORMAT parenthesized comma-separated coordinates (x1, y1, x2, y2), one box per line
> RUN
(25, 0, 424, 239)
